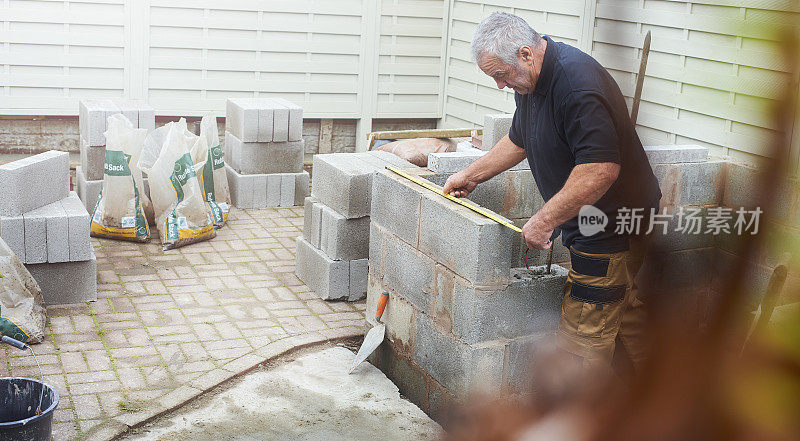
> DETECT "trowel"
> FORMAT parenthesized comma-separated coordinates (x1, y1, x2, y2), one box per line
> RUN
(349, 291, 389, 374)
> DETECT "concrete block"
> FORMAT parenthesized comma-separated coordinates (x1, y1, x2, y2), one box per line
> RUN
(369, 222, 384, 279)
(253, 175, 268, 208)
(79, 136, 106, 181)
(506, 334, 552, 391)
(348, 259, 368, 301)
(226, 164, 254, 209)
(418, 189, 514, 286)
(0, 150, 70, 216)
(279, 173, 295, 207)
(22, 205, 48, 264)
(363, 150, 415, 169)
(679, 161, 723, 206)
(381, 231, 434, 312)
(62, 192, 92, 262)
(44, 201, 69, 264)
(427, 151, 485, 173)
(25, 250, 97, 304)
(421, 169, 541, 220)
(641, 247, 715, 294)
(138, 103, 156, 132)
(294, 170, 310, 206)
(266, 175, 281, 207)
(370, 170, 422, 246)
(451, 265, 568, 344)
(413, 312, 506, 396)
(295, 236, 350, 300)
(272, 98, 303, 142)
(366, 276, 416, 350)
(722, 163, 797, 223)
(257, 107, 274, 143)
(226, 166, 306, 209)
(76, 166, 103, 214)
(0, 215, 25, 261)
(225, 132, 305, 174)
(319, 204, 370, 261)
(79, 100, 107, 146)
(303, 197, 323, 248)
(482, 114, 513, 151)
(644, 145, 709, 164)
(270, 99, 290, 142)
(111, 99, 139, 127)
(311, 153, 393, 219)
(226, 98, 260, 142)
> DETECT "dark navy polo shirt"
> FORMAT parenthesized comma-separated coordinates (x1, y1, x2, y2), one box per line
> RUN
(508, 36, 661, 253)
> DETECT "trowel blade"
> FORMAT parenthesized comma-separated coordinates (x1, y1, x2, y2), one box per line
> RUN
(349, 323, 386, 374)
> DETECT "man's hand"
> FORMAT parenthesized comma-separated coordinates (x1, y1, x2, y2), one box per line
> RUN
(522, 215, 554, 250)
(443, 170, 479, 198)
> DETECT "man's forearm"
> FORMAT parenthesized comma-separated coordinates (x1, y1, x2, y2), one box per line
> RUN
(464, 135, 527, 183)
(533, 163, 620, 232)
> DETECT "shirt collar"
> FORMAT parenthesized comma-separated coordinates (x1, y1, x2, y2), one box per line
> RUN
(533, 36, 556, 97)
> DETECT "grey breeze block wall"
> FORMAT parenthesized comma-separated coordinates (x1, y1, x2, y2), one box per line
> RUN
(363, 148, 800, 424)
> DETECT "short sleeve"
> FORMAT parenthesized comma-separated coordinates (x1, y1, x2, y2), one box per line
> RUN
(561, 91, 620, 165)
(508, 93, 525, 148)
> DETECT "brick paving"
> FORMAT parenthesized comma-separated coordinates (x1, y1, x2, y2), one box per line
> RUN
(1, 207, 368, 441)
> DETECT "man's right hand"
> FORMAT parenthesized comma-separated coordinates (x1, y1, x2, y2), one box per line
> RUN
(443, 170, 478, 198)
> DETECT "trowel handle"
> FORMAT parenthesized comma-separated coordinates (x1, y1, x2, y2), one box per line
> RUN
(1, 335, 28, 350)
(376, 292, 389, 323)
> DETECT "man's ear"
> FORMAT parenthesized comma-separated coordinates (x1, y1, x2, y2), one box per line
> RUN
(518, 46, 534, 65)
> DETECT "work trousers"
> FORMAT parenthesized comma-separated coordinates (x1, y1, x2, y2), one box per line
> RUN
(557, 236, 648, 367)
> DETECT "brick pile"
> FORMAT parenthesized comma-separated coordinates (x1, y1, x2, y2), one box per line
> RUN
(224, 98, 309, 208)
(295, 152, 417, 301)
(0, 150, 97, 304)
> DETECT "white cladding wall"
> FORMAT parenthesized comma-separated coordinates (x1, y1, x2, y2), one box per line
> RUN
(0, 0, 447, 120)
(1, 0, 798, 166)
(441, 0, 800, 169)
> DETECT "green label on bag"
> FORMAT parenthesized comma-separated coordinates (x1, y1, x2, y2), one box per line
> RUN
(210, 142, 225, 170)
(104, 150, 132, 176)
(169, 153, 196, 204)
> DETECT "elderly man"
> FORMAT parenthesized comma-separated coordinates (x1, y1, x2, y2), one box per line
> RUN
(443, 12, 661, 368)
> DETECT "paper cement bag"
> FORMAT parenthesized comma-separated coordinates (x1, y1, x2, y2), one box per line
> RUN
(197, 115, 230, 227)
(90, 114, 151, 242)
(140, 119, 215, 250)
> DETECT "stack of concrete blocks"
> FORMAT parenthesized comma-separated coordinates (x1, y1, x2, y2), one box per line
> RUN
(0, 151, 97, 304)
(224, 98, 310, 208)
(76, 99, 156, 213)
(295, 151, 417, 301)
(363, 143, 759, 420)
(366, 166, 568, 420)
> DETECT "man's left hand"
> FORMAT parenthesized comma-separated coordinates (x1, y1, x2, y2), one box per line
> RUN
(522, 215, 553, 250)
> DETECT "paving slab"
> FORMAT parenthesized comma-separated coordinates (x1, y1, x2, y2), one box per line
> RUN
(0, 207, 367, 441)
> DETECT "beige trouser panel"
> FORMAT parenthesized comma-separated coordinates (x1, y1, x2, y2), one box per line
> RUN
(557, 237, 648, 367)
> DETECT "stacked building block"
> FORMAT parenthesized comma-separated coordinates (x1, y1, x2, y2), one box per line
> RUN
(77, 99, 156, 213)
(366, 168, 568, 417)
(224, 98, 309, 208)
(481, 114, 514, 151)
(0, 151, 97, 304)
(295, 151, 417, 301)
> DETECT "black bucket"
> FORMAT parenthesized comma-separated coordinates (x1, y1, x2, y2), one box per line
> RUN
(0, 377, 59, 441)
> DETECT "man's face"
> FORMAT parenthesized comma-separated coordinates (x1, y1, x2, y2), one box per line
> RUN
(478, 51, 535, 95)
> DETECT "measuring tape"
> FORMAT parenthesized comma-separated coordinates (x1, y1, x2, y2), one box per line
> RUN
(386, 166, 522, 233)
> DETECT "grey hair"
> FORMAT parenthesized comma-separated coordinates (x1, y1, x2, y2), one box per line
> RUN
(471, 12, 541, 65)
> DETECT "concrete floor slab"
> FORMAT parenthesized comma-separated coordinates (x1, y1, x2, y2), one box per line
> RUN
(120, 346, 442, 441)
